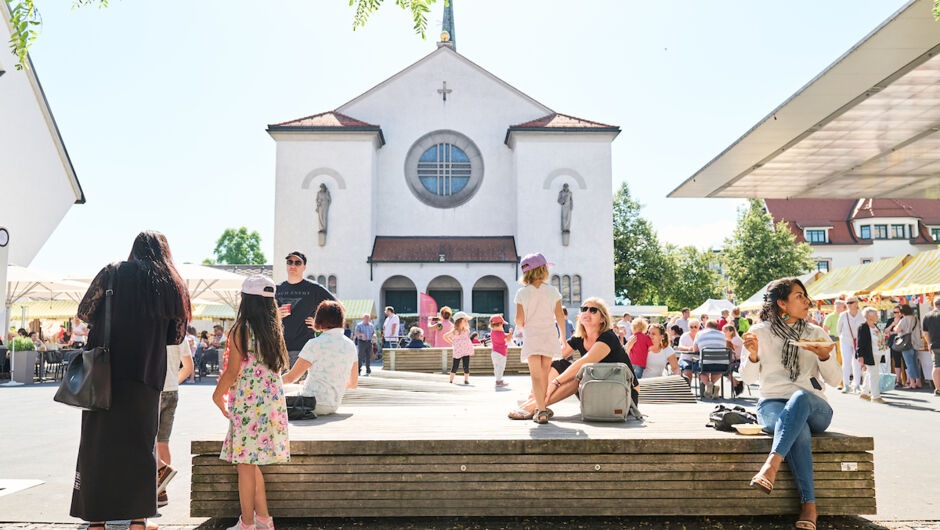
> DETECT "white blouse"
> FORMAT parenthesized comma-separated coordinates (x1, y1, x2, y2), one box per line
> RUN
(739, 321, 842, 401)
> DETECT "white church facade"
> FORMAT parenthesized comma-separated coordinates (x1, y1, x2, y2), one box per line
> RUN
(270, 25, 618, 321)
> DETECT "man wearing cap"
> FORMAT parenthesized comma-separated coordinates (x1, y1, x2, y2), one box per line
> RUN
(276, 251, 336, 368)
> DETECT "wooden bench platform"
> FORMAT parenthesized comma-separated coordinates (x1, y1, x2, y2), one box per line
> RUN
(383, 347, 531, 375)
(191, 373, 875, 518)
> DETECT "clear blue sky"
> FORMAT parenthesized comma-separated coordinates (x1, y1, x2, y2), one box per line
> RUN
(26, 0, 912, 275)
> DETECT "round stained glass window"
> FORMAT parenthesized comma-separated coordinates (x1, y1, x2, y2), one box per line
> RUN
(405, 130, 484, 208)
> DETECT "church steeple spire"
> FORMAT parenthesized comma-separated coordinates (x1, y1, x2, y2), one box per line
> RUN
(439, 0, 455, 51)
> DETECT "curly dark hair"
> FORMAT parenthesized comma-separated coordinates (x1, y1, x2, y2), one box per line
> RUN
(759, 277, 809, 322)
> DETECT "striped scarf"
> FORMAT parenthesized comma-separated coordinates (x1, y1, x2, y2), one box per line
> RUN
(770, 315, 806, 382)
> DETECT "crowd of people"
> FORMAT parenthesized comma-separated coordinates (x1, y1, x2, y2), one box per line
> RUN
(61, 236, 940, 530)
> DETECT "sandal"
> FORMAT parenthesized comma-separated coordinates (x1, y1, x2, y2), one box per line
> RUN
(794, 520, 816, 530)
(87, 525, 106, 530)
(533, 409, 551, 424)
(508, 408, 534, 420)
(749, 474, 774, 494)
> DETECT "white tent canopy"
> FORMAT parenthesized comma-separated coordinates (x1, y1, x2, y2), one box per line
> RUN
(689, 299, 735, 318)
(176, 263, 246, 311)
(737, 271, 825, 312)
(609, 305, 669, 318)
(5, 264, 89, 332)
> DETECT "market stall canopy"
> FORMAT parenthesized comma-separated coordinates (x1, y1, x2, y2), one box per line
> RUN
(609, 305, 670, 318)
(6, 265, 89, 306)
(176, 263, 247, 311)
(808, 255, 909, 301)
(669, 0, 940, 199)
(342, 299, 376, 320)
(873, 247, 940, 297)
(738, 271, 826, 311)
(689, 299, 735, 318)
(10, 299, 78, 320)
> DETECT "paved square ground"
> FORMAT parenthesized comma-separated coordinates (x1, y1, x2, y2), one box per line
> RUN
(1, 369, 938, 528)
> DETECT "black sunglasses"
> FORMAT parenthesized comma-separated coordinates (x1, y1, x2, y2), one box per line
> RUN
(286, 259, 304, 266)
(580, 306, 600, 314)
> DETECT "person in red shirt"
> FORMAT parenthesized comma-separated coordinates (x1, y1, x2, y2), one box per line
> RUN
(716, 310, 729, 332)
(625, 317, 653, 379)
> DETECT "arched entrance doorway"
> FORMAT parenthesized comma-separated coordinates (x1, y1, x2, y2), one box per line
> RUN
(427, 275, 462, 311)
(381, 275, 417, 314)
(472, 275, 507, 315)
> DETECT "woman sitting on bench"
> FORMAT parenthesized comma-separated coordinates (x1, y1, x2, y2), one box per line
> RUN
(508, 297, 637, 420)
(741, 277, 841, 530)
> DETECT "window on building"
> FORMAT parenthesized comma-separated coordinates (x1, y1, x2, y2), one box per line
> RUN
(317, 275, 326, 286)
(815, 261, 829, 273)
(861, 258, 872, 265)
(860, 225, 871, 239)
(805, 230, 826, 243)
(572, 275, 582, 305)
(932, 228, 940, 241)
(405, 130, 484, 208)
(551, 275, 561, 293)
(873, 225, 888, 239)
(891, 224, 906, 239)
(328, 275, 337, 295)
(562, 275, 572, 305)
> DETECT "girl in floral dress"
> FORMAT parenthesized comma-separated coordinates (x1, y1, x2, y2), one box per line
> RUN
(213, 275, 290, 530)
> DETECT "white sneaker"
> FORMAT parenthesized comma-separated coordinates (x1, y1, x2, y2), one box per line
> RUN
(226, 516, 255, 530)
(841, 385, 852, 393)
(712, 384, 722, 399)
(704, 382, 714, 398)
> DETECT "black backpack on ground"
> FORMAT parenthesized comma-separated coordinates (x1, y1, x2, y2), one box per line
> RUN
(706, 404, 758, 431)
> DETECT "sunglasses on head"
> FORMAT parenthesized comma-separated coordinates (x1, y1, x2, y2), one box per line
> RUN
(580, 306, 599, 314)
(847, 301, 857, 304)
(286, 259, 304, 266)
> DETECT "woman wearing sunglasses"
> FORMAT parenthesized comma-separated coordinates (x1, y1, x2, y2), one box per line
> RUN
(508, 297, 638, 419)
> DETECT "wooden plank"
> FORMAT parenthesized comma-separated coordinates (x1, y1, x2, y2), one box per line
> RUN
(192, 487, 876, 501)
(193, 461, 874, 474)
(191, 501, 876, 517)
(191, 435, 874, 455)
(192, 471, 872, 484)
(192, 452, 873, 466)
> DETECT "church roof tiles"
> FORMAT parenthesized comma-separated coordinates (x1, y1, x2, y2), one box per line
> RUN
(370, 236, 518, 263)
(510, 113, 619, 130)
(268, 111, 380, 129)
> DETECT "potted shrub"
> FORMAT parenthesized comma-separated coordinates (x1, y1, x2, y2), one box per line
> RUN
(10, 336, 37, 384)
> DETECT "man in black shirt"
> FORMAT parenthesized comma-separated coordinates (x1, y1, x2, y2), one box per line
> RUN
(922, 296, 940, 395)
(276, 251, 336, 367)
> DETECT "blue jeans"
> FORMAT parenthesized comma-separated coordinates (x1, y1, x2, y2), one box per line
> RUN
(633, 366, 645, 379)
(901, 348, 921, 379)
(757, 390, 833, 504)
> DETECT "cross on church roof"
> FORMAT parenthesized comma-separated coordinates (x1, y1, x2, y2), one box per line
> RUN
(437, 81, 452, 102)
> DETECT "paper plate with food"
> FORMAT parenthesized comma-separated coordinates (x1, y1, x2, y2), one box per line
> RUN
(793, 338, 835, 348)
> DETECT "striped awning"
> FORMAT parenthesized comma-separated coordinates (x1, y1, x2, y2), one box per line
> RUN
(873, 248, 940, 298)
(340, 299, 376, 320)
(192, 303, 236, 320)
(808, 255, 908, 301)
(10, 300, 78, 320)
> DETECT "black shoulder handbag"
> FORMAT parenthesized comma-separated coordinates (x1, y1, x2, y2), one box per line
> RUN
(54, 266, 114, 411)
(893, 317, 916, 352)
(285, 395, 317, 420)
(706, 404, 758, 431)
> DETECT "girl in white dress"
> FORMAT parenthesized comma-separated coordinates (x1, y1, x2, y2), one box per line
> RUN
(513, 252, 566, 424)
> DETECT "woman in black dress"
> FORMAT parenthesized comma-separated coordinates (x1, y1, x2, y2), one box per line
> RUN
(71, 231, 191, 530)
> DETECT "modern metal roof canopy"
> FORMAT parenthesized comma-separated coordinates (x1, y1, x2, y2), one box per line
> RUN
(670, 0, 940, 199)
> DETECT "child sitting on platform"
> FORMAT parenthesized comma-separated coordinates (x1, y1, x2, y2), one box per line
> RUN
(212, 275, 290, 530)
(445, 312, 475, 385)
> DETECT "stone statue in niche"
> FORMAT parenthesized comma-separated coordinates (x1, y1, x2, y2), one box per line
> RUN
(557, 183, 573, 246)
(316, 183, 331, 246)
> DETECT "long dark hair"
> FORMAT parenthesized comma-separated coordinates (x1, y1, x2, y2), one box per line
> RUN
(759, 277, 809, 322)
(233, 293, 288, 373)
(127, 230, 192, 321)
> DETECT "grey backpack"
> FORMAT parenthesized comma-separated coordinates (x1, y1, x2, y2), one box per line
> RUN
(577, 362, 641, 422)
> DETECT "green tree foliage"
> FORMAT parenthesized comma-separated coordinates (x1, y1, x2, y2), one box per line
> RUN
(209, 227, 267, 265)
(660, 244, 722, 310)
(612, 182, 665, 305)
(350, 0, 438, 38)
(722, 199, 814, 302)
(612, 182, 722, 309)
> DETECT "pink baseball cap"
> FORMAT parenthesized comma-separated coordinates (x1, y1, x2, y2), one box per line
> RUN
(241, 275, 276, 298)
(520, 252, 554, 272)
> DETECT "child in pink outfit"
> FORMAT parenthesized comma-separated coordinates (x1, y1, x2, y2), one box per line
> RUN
(445, 312, 475, 385)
